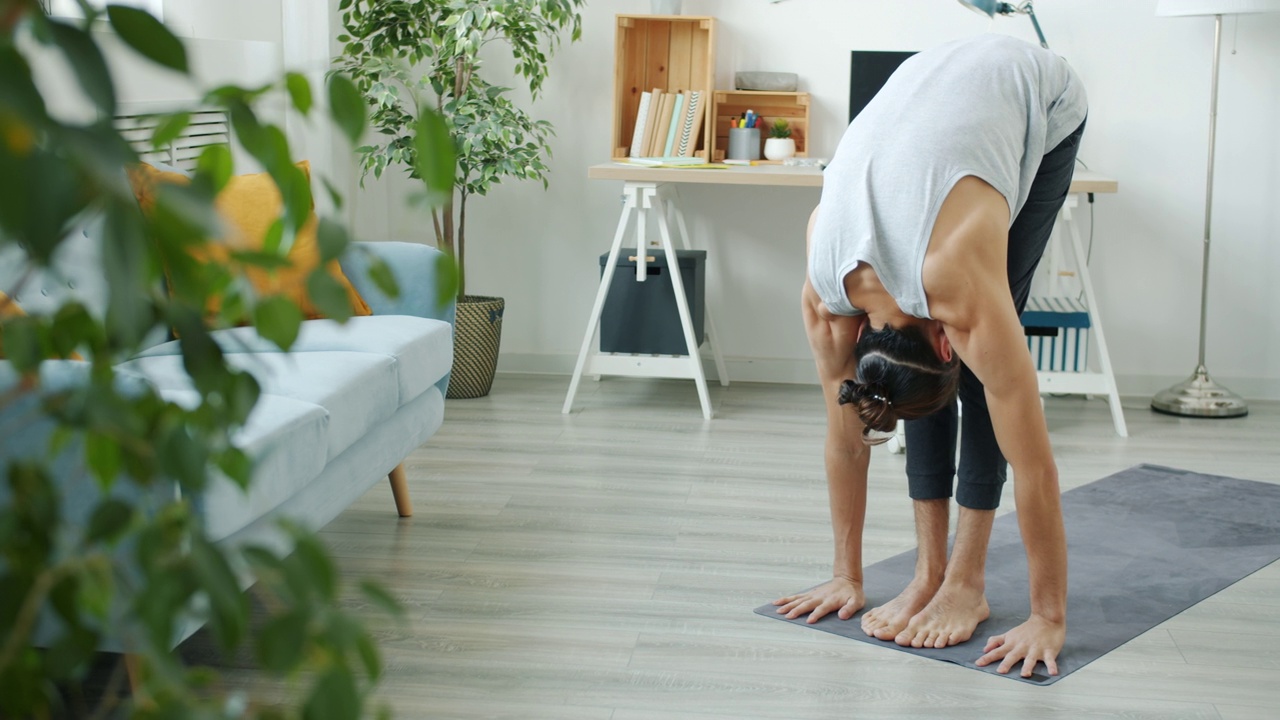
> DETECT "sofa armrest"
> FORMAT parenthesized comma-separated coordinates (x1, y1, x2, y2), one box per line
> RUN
(340, 242, 457, 327)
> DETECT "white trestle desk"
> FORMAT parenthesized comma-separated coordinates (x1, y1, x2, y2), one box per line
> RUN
(565, 163, 1126, 437)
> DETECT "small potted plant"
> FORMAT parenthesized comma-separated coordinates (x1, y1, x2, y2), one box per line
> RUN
(764, 118, 796, 161)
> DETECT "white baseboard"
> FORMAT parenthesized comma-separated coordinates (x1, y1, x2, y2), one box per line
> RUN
(496, 352, 818, 385)
(498, 353, 1280, 401)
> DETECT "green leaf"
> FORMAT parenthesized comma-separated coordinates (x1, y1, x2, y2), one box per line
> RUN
(292, 533, 336, 601)
(321, 176, 345, 210)
(413, 108, 455, 204)
(47, 21, 115, 113)
(230, 249, 292, 271)
(0, 316, 43, 371)
(197, 144, 233, 191)
(159, 425, 208, 491)
(225, 370, 261, 426)
(261, 218, 286, 256)
(253, 296, 303, 350)
(257, 610, 308, 674)
(316, 218, 348, 263)
(242, 545, 286, 577)
(435, 252, 459, 308)
(328, 74, 367, 144)
(359, 580, 403, 618)
(190, 536, 249, 650)
(85, 499, 133, 546)
(106, 6, 188, 74)
(85, 432, 121, 489)
(228, 100, 269, 163)
(303, 666, 359, 720)
(286, 72, 314, 116)
(45, 625, 99, 681)
(355, 631, 382, 681)
(306, 270, 352, 322)
(366, 256, 399, 299)
(217, 448, 252, 491)
(151, 111, 191, 150)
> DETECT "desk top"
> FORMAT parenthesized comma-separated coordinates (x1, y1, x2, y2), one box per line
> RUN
(588, 163, 1119, 194)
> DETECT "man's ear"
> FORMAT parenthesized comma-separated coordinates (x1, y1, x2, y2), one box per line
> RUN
(936, 324, 954, 363)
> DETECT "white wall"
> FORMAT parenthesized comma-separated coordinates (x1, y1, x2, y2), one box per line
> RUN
(342, 0, 1280, 398)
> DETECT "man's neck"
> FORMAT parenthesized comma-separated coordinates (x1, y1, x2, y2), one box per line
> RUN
(844, 264, 910, 329)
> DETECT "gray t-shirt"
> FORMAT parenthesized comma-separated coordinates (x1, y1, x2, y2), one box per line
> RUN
(809, 34, 1087, 318)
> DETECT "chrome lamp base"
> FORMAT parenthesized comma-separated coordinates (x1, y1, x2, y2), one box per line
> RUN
(1151, 365, 1248, 418)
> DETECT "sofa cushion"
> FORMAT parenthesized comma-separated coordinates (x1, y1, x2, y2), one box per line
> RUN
(134, 316, 453, 405)
(127, 161, 373, 320)
(161, 389, 329, 541)
(119, 350, 399, 462)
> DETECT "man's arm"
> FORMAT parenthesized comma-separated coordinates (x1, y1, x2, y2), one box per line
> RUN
(942, 290, 1067, 676)
(772, 279, 871, 623)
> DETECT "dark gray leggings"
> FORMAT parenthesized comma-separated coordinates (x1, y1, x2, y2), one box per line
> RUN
(905, 120, 1086, 511)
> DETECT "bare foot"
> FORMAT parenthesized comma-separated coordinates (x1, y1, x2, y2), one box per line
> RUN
(895, 581, 990, 649)
(860, 575, 941, 641)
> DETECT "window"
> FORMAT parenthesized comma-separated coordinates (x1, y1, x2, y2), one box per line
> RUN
(43, 0, 164, 21)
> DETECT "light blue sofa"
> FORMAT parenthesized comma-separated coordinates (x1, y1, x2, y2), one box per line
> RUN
(0, 221, 455, 647)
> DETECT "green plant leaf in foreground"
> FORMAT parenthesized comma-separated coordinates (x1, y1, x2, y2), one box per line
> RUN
(253, 296, 304, 350)
(286, 72, 314, 116)
(328, 74, 366, 145)
(413, 108, 454, 203)
(106, 6, 189, 74)
(46, 21, 116, 114)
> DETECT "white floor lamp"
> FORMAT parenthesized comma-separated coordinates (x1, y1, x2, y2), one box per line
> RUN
(1151, 0, 1280, 418)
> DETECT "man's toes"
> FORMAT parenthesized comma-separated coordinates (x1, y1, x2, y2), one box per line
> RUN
(873, 626, 897, 641)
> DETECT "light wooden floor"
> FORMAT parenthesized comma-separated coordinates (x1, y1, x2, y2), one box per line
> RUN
(221, 375, 1279, 719)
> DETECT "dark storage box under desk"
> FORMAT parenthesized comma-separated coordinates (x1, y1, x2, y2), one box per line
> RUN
(599, 249, 706, 355)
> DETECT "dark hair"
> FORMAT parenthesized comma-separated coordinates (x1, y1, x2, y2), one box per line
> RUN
(837, 323, 960, 441)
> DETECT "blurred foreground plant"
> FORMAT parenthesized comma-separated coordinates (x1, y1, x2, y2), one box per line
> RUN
(0, 1, 454, 717)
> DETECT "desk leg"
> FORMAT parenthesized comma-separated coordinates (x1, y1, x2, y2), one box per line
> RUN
(563, 189, 636, 414)
(1063, 199, 1128, 437)
(666, 187, 730, 388)
(652, 188, 713, 419)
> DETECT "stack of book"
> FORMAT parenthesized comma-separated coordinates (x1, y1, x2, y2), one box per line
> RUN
(628, 88, 706, 160)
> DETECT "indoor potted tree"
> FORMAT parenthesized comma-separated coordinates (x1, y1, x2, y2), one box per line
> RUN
(336, 0, 586, 398)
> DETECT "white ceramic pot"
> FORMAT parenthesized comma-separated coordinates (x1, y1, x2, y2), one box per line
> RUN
(650, 0, 682, 14)
(763, 137, 796, 161)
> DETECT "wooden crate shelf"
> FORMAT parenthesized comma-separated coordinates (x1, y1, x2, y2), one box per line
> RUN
(612, 14, 717, 160)
(710, 90, 810, 163)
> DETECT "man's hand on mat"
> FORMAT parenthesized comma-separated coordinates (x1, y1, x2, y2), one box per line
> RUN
(975, 614, 1065, 677)
(773, 577, 865, 624)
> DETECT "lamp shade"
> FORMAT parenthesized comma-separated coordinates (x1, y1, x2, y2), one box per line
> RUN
(1156, 0, 1280, 16)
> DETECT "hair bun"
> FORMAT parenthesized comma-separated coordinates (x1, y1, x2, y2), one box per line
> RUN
(837, 379, 897, 434)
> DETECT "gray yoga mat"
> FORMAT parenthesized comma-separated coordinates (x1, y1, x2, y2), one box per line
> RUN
(754, 464, 1280, 685)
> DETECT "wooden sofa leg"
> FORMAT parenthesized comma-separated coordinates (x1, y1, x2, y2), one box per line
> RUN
(388, 463, 413, 517)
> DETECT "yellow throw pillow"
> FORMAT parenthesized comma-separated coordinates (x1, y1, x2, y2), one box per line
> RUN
(127, 161, 372, 320)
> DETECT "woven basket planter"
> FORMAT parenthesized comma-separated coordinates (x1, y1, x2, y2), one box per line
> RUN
(446, 295, 504, 399)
